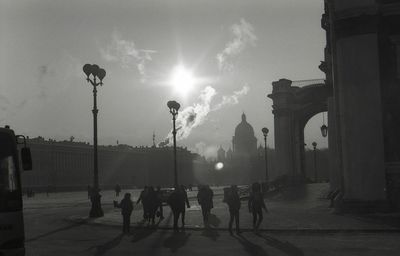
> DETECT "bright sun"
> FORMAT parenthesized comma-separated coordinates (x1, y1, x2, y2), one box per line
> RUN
(170, 65, 195, 96)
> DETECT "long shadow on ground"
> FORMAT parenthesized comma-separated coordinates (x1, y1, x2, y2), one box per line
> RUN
(256, 233, 304, 256)
(233, 233, 269, 256)
(89, 233, 124, 256)
(26, 220, 87, 242)
(130, 220, 161, 243)
(208, 213, 221, 227)
(163, 231, 191, 253)
(201, 227, 220, 241)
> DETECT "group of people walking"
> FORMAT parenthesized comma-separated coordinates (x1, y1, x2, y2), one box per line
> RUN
(115, 182, 268, 234)
(136, 186, 165, 225)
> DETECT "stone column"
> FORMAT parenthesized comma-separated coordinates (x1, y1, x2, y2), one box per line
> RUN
(269, 79, 295, 180)
(334, 4, 387, 205)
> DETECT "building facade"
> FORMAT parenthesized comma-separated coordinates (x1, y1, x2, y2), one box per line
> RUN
(21, 137, 208, 191)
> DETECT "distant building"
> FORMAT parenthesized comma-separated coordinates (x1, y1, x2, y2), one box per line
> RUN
(21, 136, 209, 191)
(213, 113, 265, 185)
(217, 145, 226, 163)
(232, 113, 257, 156)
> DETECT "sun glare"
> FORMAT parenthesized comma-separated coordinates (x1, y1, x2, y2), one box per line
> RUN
(170, 65, 195, 96)
(215, 162, 224, 171)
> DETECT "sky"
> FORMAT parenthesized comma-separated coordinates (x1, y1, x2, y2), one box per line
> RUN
(0, 0, 327, 158)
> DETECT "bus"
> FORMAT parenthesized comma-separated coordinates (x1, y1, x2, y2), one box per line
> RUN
(0, 126, 32, 256)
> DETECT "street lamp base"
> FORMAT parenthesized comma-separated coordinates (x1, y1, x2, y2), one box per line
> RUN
(89, 205, 104, 218)
(89, 192, 104, 218)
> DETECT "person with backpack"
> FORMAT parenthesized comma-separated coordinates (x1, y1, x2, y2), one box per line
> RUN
(225, 185, 241, 234)
(248, 182, 268, 233)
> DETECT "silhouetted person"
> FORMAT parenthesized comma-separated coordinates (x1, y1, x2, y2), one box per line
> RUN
(167, 185, 190, 231)
(206, 185, 214, 210)
(90, 188, 102, 217)
(147, 186, 158, 225)
(115, 184, 121, 197)
(197, 185, 214, 226)
(248, 182, 267, 232)
(225, 185, 241, 234)
(156, 186, 164, 220)
(118, 193, 133, 233)
(136, 186, 149, 221)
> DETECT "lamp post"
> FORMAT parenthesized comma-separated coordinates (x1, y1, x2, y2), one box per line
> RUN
(312, 141, 317, 183)
(262, 127, 269, 182)
(167, 100, 180, 187)
(83, 63, 106, 218)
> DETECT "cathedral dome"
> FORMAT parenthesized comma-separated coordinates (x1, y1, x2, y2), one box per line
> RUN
(234, 113, 255, 138)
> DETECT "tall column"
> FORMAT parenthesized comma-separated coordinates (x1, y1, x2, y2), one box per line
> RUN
(269, 79, 296, 180)
(332, 1, 387, 207)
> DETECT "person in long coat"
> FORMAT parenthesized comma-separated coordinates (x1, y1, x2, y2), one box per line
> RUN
(248, 182, 268, 232)
(136, 186, 149, 221)
(147, 186, 159, 225)
(167, 185, 190, 231)
(197, 185, 214, 226)
(225, 185, 241, 234)
(119, 193, 134, 233)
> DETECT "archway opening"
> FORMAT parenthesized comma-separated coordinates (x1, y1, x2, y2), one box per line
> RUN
(303, 112, 328, 183)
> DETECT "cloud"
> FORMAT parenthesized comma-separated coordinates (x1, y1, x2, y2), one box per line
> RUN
(159, 82, 250, 147)
(217, 18, 257, 72)
(100, 32, 156, 83)
(175, 86, 216, 140)
(213, 84, 250, 110)
(159, 86, 216, 146)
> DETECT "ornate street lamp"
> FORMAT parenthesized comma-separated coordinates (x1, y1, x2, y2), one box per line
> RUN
(167, 100, 180, 187)
(83, 63, 106, 218)
(320, 124, 328, 138)
(312, 141, 318, 183)
(320, 112, 328, 137)
(262, 127, 269, 183)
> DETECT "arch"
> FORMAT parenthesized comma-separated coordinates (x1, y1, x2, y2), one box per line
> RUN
(268, 78, 332, 182)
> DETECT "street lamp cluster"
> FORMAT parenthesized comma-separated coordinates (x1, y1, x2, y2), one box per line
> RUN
(83, 64, 106, 218)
